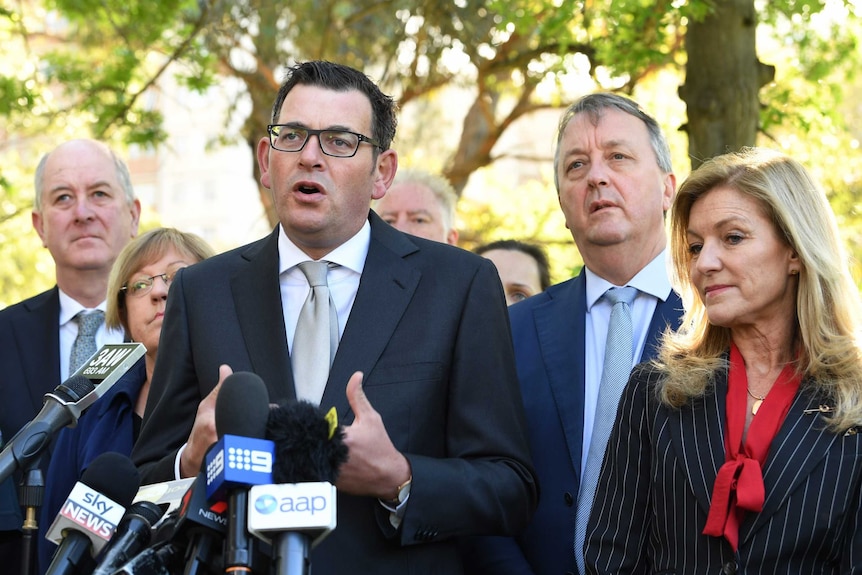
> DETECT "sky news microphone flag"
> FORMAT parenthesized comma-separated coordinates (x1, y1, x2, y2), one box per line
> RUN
(44, 452, 140, 575)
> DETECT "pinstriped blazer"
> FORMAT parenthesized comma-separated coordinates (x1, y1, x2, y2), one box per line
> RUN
(585, 362, 862, 575)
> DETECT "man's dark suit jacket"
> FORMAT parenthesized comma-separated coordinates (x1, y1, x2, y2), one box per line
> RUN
(586, 362, 862, 574)
(0, 288, 63, 570)
(132, 212, 538, 575)
(462, 270, 684, 575)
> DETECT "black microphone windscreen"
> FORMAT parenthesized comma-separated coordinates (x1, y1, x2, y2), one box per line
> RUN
(125, 500, 165, 526)
(266, 400, 348, 484)
(215, 372, 270, 440)
(90, 500, 165, 575)
(82, 452, 141, 507)
(52, 375, 96, 403)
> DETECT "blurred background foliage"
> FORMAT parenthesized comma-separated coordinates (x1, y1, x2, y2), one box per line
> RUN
(0, 0, 859, 307)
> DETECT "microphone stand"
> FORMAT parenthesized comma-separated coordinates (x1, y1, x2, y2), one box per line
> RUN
(19, 462, 45, 575)
(275, 533, 310, 575)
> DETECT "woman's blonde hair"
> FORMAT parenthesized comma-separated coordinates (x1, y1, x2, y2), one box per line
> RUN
(659, 147, 862, 431)
(106, 228, 215, 334)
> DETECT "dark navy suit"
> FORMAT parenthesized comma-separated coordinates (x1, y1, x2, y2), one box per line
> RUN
(462, 270, 683, 575)
(0, 288, 63, 572)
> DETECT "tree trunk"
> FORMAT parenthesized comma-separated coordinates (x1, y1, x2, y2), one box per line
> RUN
(679, 0, 774, 169)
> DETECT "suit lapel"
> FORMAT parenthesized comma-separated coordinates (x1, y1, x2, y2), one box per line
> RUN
(531, 281, 685, 482)
(669, 371, 851, 545)
(532, 273, 588, 478)
(668, 371, 728, 516)
(232, 229, 296, 403)
(17, 288, 61, 412)
(320, 214, 421, 420)
(642, 291, 684, 361)
(740, 384, 843, 543)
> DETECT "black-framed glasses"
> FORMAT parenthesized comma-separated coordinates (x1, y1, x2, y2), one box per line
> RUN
(267, 124, 381, 158)
(121, 268, 184, 298)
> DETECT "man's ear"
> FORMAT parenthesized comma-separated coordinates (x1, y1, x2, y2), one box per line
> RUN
(257, 137, 273, 189)
(32, 210, 46, 247)
(661, 172, 677, 212)
(371, 149, 398, 201)
(128, 198, 142, 237)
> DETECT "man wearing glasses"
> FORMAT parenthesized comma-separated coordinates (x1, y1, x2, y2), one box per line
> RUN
(132, 60, 537, 574)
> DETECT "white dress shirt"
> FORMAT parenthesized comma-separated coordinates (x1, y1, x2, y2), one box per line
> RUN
(58, 289, 125, 379)
(581, 250, 673, 474)
(278, 220, 370, 350)
(174, 222, 372, 481)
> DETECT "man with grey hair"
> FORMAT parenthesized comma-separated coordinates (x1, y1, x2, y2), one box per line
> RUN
(0, 139, 140, 571)
(373, 167, 459, 245)
(462, 93, 685, 574)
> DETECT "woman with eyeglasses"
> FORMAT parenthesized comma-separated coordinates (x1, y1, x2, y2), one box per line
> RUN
(38, 228, 214, 573)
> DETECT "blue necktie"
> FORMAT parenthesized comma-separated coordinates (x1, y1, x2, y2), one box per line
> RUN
(574, 286, 638, 573)
(69, 310, 104, 373)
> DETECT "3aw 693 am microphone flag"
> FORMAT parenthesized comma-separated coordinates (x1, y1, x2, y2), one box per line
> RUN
(0, 343, 146, 483)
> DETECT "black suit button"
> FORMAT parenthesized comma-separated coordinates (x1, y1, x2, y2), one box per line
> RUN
(566, 572, 575, 575)
(722, 561, 738, 574)
(564, 492, 574, 506)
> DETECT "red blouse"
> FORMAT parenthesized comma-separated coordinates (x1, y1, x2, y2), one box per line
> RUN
(702, 343, 802, 550)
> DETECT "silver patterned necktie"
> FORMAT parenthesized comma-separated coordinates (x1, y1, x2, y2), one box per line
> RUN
(291, 261, 339, 405)
(574, 286, 638, 573)
(69, 310, 105, 373)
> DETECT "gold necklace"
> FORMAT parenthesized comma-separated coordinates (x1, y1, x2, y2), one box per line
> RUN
(747, 387, 766, 415)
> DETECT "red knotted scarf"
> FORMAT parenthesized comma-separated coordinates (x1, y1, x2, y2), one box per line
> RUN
(702, 342, 801, 550)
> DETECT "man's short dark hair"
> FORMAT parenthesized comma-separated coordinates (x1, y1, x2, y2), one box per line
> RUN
(271, 61, 398, 153)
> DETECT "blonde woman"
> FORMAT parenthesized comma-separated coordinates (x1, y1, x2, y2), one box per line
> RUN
(585, 148, 862, 574)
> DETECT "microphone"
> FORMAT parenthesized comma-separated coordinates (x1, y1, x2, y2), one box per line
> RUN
(105, 542, 184, 575)
(247, 400, 348, 575)
(204, 371, 273, 574)
(113, 471, 228, 575)
(134, 476, 197, 522)
(44, 451, 141, 575)
(0, 342, 146, 482)
(91, 500, 165, 575)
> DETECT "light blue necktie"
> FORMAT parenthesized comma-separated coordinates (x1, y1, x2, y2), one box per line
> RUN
(574, 286, 638, 574)
(69, 310, 104, 373)
(292, 261, 339, 405)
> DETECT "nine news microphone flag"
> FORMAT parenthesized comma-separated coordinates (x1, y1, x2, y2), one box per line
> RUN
(0, 342, 146, 483)
(205, 371, 273, 574)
